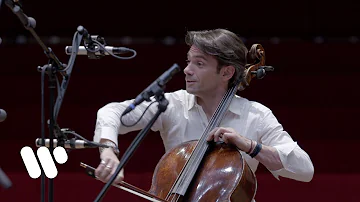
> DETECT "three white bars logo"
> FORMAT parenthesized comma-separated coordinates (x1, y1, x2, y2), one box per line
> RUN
(20, 146, 68, 179)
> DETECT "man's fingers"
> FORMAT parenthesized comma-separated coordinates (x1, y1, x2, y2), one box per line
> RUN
(214, 128, 225, 142)
(209, 127, 219, 134)
(98, 166, 111, 182)
(104, 161, 117, 182)
(208, 127, 225, 142)
(113, 169, 125, 184)
(104, 167, 124, 184)
(206, 133, 214, 141)
(95, 159, 108, 179)
(98, 159, 117, 182)
(222, 132, 231, 144)
(208, 127, 234, 142)
(207, 127, 219, 141)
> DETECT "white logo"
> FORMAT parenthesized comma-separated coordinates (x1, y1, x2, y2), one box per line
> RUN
(20, 146, 68, 179)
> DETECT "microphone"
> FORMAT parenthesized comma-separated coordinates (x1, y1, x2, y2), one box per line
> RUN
(0, 168, 12, 189)
(122, 63, 181, 116)
(65, 46, 132, 56)
(0, 109, 7, 122)
(76, 25, 92, 46)
(35, 138, 98, 149)
(251, 66, 274, 79)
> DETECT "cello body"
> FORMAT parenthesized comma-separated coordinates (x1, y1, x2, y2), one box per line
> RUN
(149, 140, 257, 202)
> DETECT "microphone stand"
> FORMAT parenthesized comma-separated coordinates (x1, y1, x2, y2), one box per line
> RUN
(93, 87, 169, 202)
(94, 63, 180, 201)
(4, 1, 83, 202)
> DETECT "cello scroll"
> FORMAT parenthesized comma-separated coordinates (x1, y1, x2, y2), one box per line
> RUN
(238, 44, 274, 91)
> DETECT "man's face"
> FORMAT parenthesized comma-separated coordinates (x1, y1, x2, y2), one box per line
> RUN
(184, 45, 223, 97)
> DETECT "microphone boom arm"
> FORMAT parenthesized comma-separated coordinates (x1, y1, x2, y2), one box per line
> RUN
(4, 0, 67, 74)
(4, 2, 86, 201)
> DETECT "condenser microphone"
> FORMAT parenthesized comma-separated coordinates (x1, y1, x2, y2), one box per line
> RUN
(65, 46, 132, 56)
(122, 63, 181, 116)
(35, 138, 98, 149)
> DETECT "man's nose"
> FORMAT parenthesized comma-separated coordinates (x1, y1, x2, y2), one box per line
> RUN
(184, 65, 193, 75)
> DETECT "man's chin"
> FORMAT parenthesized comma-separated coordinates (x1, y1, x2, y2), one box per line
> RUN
(185, 88, 197, 95)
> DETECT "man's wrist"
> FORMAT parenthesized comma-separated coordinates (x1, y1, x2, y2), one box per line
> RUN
(99, 141, 120, 156)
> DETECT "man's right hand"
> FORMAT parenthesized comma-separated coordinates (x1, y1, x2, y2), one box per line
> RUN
(95, 148, 124, 184)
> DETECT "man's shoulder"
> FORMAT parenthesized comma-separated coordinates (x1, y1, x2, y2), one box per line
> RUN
(234, 95, 271, 113)
(165, 89, 191, 100)
(163, 89, 193, 109)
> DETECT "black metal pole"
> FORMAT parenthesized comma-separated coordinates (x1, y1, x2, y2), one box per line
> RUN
(48, 66, 56, 202)
(41, 170, 45, 202)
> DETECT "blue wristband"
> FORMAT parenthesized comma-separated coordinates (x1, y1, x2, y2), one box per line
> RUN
(249, 142, 262, 158)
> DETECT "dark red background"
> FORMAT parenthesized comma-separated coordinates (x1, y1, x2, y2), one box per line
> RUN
(0, 0, 359, 201)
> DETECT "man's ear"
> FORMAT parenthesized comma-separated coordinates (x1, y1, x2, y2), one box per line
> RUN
(221, 65, 235, 81)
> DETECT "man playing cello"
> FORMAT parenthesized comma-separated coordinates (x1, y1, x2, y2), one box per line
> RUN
(93, 28, 314, 201)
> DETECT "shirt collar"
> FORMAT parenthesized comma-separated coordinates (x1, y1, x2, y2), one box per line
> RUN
(187, 93, 196, 111)
(187, 93, 243, 116)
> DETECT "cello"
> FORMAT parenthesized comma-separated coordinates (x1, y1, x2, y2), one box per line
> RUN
(82, 44, 273, 202)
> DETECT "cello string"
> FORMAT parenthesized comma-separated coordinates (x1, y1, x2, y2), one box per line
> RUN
(165, 89, 230, 200)
(178, 84, 239, 191)
(174, 193, 181, 202)
(178, 85, 236, 187)
(168, 85, 237, 200)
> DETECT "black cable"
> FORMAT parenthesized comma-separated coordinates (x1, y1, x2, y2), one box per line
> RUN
(120, 101, 156, 127)
(88, 39, 137, 60)
(61, 130, 116, 149)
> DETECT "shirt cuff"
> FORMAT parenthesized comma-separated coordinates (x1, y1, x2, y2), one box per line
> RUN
(274, 141, 298, 156)
(270, 141, 298, 180)
(96, 126, 119, 146)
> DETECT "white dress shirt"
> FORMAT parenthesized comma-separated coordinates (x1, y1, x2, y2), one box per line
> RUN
(94, 89, 314, 184)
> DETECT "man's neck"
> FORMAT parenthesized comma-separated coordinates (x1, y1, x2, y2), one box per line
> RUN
(196, 90, 227, 120)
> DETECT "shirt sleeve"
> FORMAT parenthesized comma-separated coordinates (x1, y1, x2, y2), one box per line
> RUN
(93, 96, 167, 146)
(258, 109, 314, 182)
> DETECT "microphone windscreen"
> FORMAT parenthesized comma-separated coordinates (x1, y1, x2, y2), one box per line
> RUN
(0, 109, 7, 122)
